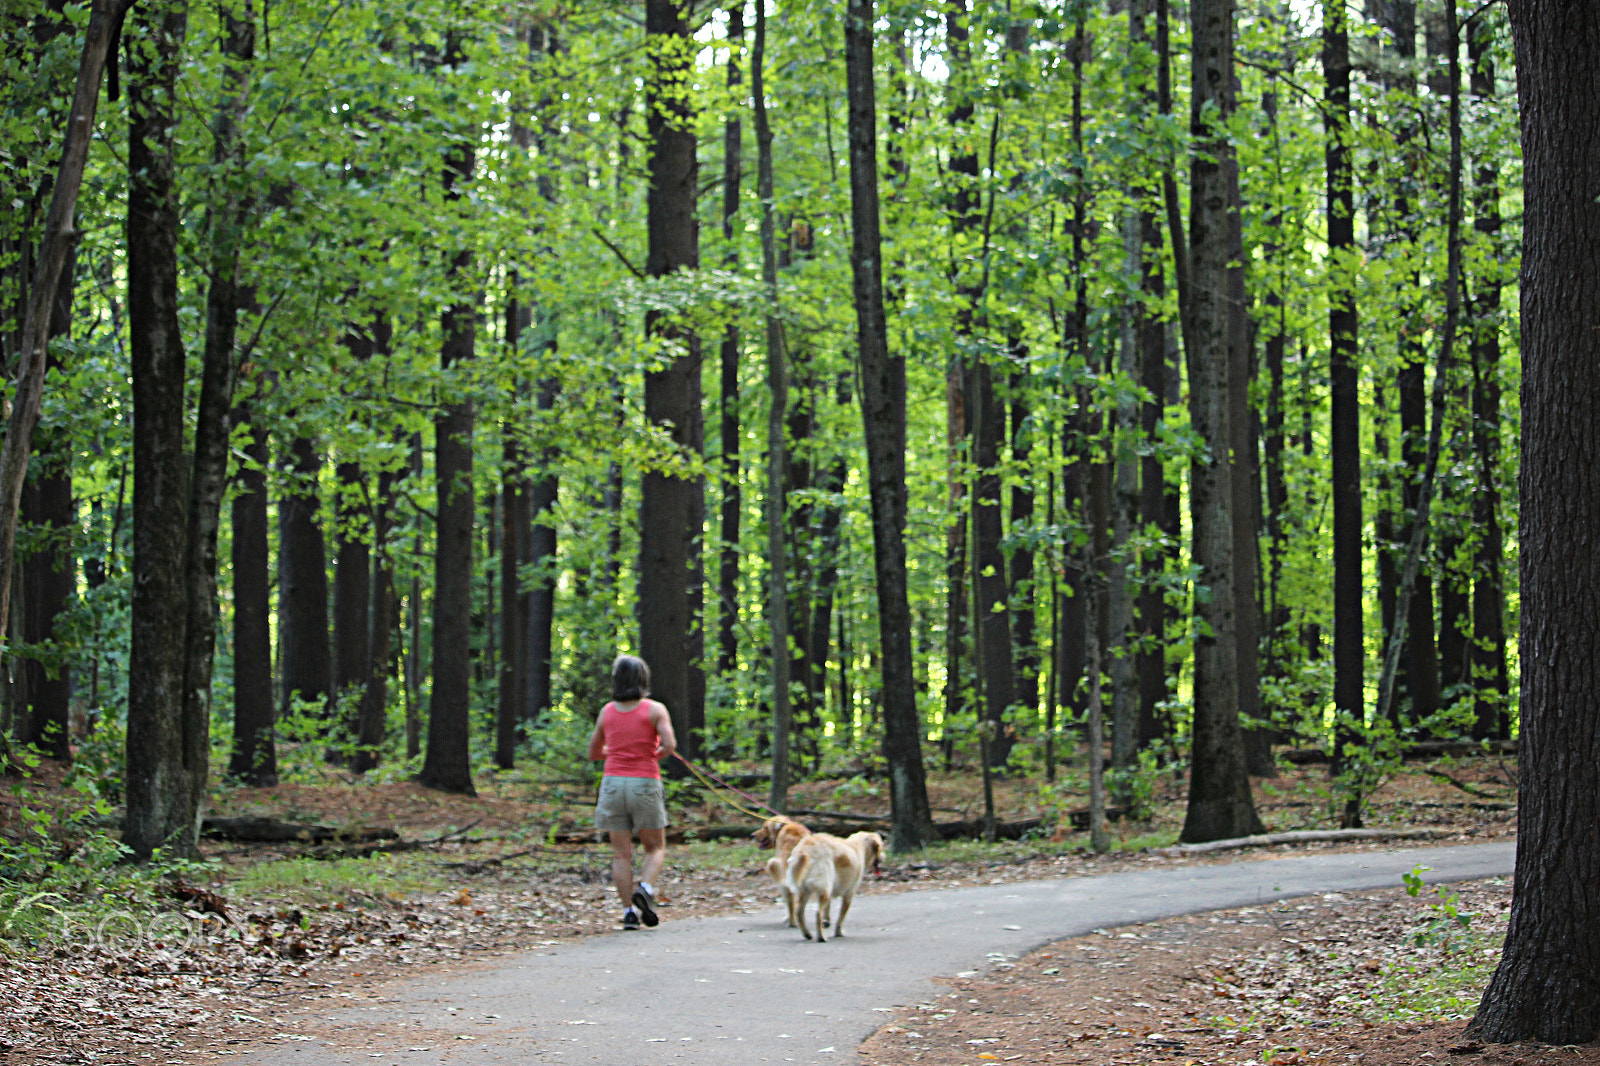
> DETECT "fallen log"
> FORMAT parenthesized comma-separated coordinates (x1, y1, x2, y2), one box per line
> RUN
(1155, 826, 1457, 856)
(1280, 739, 1518, 765)
(200, 817, 398, 844)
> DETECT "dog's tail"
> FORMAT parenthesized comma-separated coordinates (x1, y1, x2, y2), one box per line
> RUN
(785, 849, 812, 896)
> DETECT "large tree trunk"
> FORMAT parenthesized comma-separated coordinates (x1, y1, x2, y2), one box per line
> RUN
(123, 0, 197, 861)
(1179, 0, 1263, 844)
(278, 435, 331, 717)
(418, 35, 477, 796)
(1466, 15, 1509, 742)
(1324, 0, 1365, 825)
(1466, 0, 1600, 1045)
(640, 0, 704, 763)
(845, 0, 933, 851)
(229, 396, 276, 784)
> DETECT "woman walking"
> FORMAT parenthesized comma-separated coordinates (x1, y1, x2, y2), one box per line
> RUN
(586, 654, 677, 929)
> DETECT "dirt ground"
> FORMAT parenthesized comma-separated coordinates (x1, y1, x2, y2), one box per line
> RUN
(5, 753, 1595, 1066)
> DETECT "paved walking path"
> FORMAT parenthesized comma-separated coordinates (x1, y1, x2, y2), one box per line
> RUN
(237, 841, 1514, 1066)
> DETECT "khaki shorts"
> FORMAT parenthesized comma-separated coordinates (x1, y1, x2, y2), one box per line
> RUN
(595, 775, 669, 833)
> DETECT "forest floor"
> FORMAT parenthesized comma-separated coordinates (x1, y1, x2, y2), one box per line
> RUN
(3, 748, 1592, 1066)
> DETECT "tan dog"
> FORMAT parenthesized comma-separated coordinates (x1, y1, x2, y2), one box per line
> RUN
(783, 830, 884, 942)
(753, 815, 811, 927)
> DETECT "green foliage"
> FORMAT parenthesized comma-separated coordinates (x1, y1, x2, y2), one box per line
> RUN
(1401, 864, 1476, 949)
(0, 0, 1523, 813)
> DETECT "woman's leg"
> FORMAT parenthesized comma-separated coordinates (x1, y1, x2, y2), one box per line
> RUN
(637, 826, 666, 891)
(608, 830, 636, 907)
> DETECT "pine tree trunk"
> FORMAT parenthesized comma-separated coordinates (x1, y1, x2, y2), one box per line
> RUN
(716, 3, 744, 682)
(641, 0, 704, 763)
(333, 324, 375, 752)
(1324, 0, 1364, 824)
(1179, 0, 1262, 844)
(278, 435, 331, 718)
(1466, 0, 1600, 1044)
(124, 0, 197, 861)
(19, 254, 76, 762)
(229, 398, 276, 784)
(845, 0, 932, 851)
(1466, 15, 1509, 741)
(418, 39, 477, 796)
(355, 408, 398, 776)
(1394, 0, 1442, 728)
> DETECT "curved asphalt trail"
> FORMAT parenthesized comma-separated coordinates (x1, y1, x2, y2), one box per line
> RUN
(237, 841, 1513, 1066)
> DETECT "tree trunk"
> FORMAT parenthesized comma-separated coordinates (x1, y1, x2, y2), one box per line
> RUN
(716, 2, 744, 682)
(229, 395, 276, 784)
(123, 0, 197, 861)
(1261, 88, 1290, 727)
(1009, 374, 1039, 734)
(752, 0, 794, 808)
(352, 316, 397, 775)
(640, 0, 704, 764)
(19, 253, 76, 762)
(177, 0, 255, 840)
(278, 435, 331, 718)
(1390, 0, 1442, 730)
(1179, 0, 1263, 844)
(496, 414, 527, 770)
(1466, 0, 1600, 1045)
(418, 38, 477, 796)
(1466, 14, 1509, 742)
(355, 418, 398, 775)
(333, 324, 375, 752)
(845, 0, 933, 851)
(527, 378, 559, 728)
(1324, 0, 1364, 824)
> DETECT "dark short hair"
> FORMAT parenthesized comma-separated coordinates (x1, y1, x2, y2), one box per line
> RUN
(611, 655, 651, 702)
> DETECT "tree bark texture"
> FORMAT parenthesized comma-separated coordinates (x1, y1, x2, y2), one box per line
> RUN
(640, 0, 704, 762)
(1467, 15, 1509, 741)
(124, 0, 198, 861)
(1467, 0, 1600, 1044)
(278, 435, 331, 717)
(229, 400, 276, 784)
(845, 0, 933, 851)
(356, 320, 398, 775)
(1390, 0, 1442, 728)
(418, 78, 477, 796)
(18, 254, 77, 761)
(333, 325, 375, 749)
(1179, 0, 1262, 844)
(752, 0, 793, 809)
(716, 2, 743, 682)
(1324, 0, 1364, 815)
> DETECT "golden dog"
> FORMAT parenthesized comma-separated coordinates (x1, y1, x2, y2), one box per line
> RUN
(753, 814, 811, 927)
(783, 830, 883, 942)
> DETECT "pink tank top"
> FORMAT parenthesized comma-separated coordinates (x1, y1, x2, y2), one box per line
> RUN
(600, 700, 663, 778)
